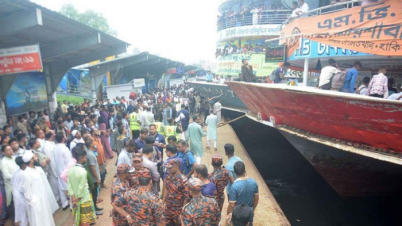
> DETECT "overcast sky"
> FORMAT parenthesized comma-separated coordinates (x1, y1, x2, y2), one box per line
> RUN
(32, 0, 219, 64)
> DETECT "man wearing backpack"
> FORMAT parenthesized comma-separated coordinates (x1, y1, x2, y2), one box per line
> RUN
(319, 59, 340, 90)
(340, 61, 362, 93)
(273, 62, 290, 84)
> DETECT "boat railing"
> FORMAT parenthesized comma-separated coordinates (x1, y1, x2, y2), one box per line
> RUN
(284, 0, 362, 25)
(217, 10, 291, 31)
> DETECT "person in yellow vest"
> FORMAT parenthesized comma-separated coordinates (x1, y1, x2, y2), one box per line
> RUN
(165, 118, 183, 141)
(129, 107, 142, 140)
(153, 115, 166, 137)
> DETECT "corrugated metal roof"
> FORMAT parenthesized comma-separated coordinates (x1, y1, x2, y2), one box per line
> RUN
(0, 0, 129, 64)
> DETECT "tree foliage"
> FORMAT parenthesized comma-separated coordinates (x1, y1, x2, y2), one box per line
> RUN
(60, 4, 117, 36)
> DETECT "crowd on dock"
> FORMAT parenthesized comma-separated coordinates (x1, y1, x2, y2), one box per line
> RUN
(0, 84, 259, 226)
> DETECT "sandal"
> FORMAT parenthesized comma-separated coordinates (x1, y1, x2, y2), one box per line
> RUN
(96, 198, 103, 203)
(206, 146, 210, 149)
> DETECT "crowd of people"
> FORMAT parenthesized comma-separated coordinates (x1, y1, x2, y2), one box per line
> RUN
(217, 2, 289, 31)
(216, 44, 264, 57)
(0, 84, 259, 226)
(289, 0, 382, 20)
(237, 58, 402, 100)
(318, 59, 402, 100)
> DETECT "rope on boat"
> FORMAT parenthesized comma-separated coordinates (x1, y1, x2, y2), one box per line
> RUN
(217, 115, 247, 128)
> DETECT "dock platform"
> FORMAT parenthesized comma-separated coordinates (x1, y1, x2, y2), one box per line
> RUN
(26, 124, 290, 226)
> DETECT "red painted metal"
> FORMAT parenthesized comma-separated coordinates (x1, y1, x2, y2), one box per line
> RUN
(226, 82, 402, 153)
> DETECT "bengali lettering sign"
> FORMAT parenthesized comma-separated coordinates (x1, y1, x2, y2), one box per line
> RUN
(216, 53, 278, 76)
(288, 38, 371, 60)
(218, 25, 281, 41)
(166, 68, 177, 74)
(6, 72, 48, 115)
(281, 0, 402, 57)
(0, 45, 42, 75)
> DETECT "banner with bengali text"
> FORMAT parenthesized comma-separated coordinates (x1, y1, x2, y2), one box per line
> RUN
(0, 45, 43, 75)
(281, 0, 402, 57)
(216, 53, 278, 76)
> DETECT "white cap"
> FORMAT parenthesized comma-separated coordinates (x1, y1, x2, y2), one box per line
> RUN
(71, 130, 78, 137)
(22, 151, 34, 163)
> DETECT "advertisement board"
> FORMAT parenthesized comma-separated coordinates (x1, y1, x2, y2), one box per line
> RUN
(0, 45, 43, 75)
(266, 45, 285, 62)
(216, 53, 278, 76)
(6, 72, 48, 115)
(133, 78, 145, 87)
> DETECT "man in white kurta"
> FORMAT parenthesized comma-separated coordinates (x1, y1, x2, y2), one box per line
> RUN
(22, 152, 58, 226)
(205, 110, 219, 151)
(185, 116, 206, 164)
(52, 133, 72, 209)
(42, 132, 60, 201)
(11, 157, 28, 226)
(0, 146, 19, 207)
(213, 100, 222, 123)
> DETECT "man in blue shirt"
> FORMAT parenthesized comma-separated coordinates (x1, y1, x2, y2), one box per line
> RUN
(224, 143, 243, 199)
(135, 128, 148, 152)
(176, 104, 190, 137)
(177, 140, 197, 178)
(162, 144, 184, 179)
(206, 71, 213, 82)
(273, 62, 290, 83)
(341, 61, 362, 93)
(228, 161, 259, 225)
(149, 124, 166, 156)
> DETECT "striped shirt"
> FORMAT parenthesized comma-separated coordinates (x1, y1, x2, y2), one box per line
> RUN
(366, 73, 388, 98)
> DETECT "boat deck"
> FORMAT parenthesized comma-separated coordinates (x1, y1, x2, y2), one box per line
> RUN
(28, 124, 290, 226)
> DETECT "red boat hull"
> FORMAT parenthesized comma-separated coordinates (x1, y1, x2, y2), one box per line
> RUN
(226, 82, 402, 153)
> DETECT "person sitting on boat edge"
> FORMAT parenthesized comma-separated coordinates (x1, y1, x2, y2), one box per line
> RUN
(206, 71, 213, 82)
(340, 61, 362, 93)
(388, 85, 402, 101)
(319, 59, 340, 90)
(365, 67, 388, 99)
(388, 78, 398, 95)
(273, 62, 291, 84)
(355, 76, 370, 95)
(241, 59, 257, 82)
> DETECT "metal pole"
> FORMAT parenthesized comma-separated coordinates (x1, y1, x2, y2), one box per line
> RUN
(303, 58, 309, 86)
(90, 71, 96, 104)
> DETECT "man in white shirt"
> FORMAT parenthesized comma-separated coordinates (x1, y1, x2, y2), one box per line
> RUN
(42, 131, 60, 201)
(63, 113, 74, 131)
(388, 86, 402, 101)
(213, 100, 222, 123)
(290, 1, 300, 18)
(319, 59, 340, 90)
(140, 106, 155, 130)
(296, 0, 309, 17)
(117, 139, 136, 167)
(52, 132, 72, 210)
(142, 145, 160, 196)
